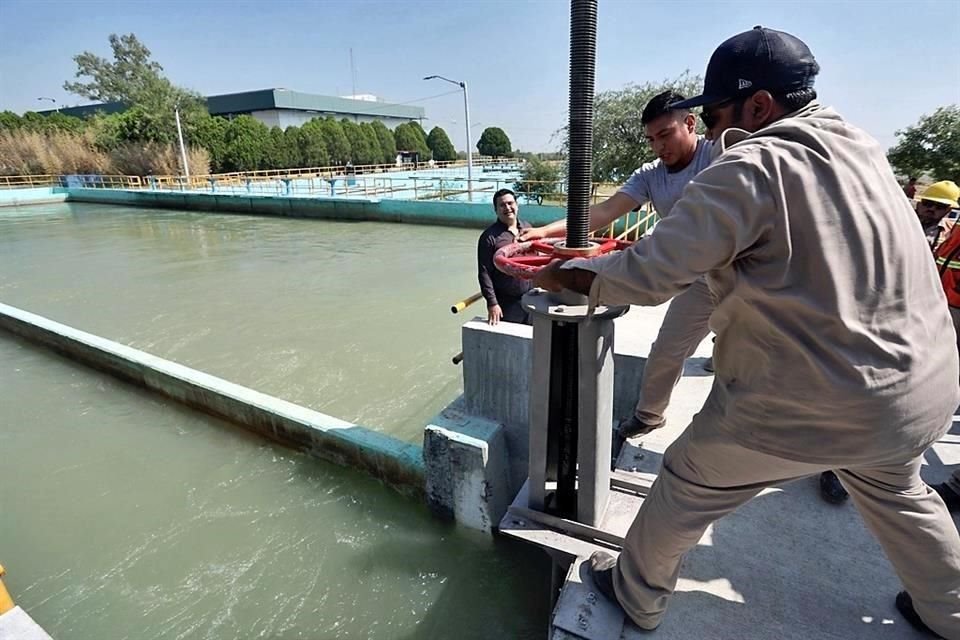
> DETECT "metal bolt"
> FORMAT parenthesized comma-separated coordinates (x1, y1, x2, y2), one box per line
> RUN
(586, 592, 597, 604)
(577, 614, 589, 629)
(556, 306, 566, 313)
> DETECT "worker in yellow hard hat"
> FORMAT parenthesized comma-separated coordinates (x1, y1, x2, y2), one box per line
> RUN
(917, 181, 960, 250)
(921, 180, 960, 516)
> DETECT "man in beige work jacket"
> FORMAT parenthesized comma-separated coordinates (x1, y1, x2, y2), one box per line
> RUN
(536, 27, 960, 639)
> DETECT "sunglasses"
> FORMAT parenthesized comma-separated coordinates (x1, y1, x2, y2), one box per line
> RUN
(699, 98, 736, 130)
(920, 199, 952, 212)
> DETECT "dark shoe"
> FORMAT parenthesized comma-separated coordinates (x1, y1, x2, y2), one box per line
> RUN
(588, 551, 619, 605)
(895, 591, 944, 638)
(703, 356, 714, 373)
(588, 551, 661, 631)
(931, 482, 960, 514)
(612, 415, 665, 466)
(819, 470, 849, 505)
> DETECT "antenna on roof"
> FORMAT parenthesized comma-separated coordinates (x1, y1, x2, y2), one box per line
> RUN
(349, 48, 357, 98)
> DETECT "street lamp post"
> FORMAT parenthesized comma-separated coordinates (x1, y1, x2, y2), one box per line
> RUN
(424, 75, 473, 202)
(174, 102, 190, 180)
(37, 97, 58, 113)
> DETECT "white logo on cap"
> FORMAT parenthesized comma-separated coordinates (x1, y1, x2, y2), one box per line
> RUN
(738, 79, 753, 90)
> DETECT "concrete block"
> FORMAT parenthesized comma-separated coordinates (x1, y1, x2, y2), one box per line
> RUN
(423, 399, 511, 533)
(461, 319, 648, 495)
(462, 319, 533, 491)
(0, 607, 54, 640)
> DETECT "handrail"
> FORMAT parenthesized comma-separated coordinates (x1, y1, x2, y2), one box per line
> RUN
(0, 169, 630, 213)
(593, 206, 659, 242)
(0, 174, 144, 189)
(150, 156, 518, 184)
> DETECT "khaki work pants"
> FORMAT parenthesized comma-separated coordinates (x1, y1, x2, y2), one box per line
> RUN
(634, 277, 715, 426)
(613, 398, 960, 638)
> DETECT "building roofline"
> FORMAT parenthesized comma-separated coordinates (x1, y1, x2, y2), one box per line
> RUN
(36, 89, 425, 121)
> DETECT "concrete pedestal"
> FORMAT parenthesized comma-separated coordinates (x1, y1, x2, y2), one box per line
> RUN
(525, 289, 628, 527)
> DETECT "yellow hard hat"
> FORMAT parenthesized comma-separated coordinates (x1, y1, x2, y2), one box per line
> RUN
(919, 181, 960, 208)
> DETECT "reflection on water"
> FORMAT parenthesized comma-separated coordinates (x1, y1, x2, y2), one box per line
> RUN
(0, 202, 487, 441)
(1, 337, 549, 639)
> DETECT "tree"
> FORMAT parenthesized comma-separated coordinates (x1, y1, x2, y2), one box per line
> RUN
(0, 110, 85, 134)
(514, 157, 561, 204)
(222, 115, 270, 172)
(64, 33, 164, 103)
(369, 120, 397, 163)
(40, 112, 87, 134)
(394, 122, 430, 160)
(887, 105, 960, 184)
(340, 119, 378, 165)
(299, 120, 329, 167)
(283, 125, 305, 169)
(64, 33, 206, 146)
(187, 114, 229, 172)
(260, 126, 287, 170)
(427, 126, 457, 161)
(557, 71, 703, 182)
(318, 118, 351, 165)
(477, 127, 512, 157)
(359, 123, 383, 165)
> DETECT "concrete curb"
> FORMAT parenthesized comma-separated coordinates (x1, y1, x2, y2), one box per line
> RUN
(0, 302, 425, 498)
(0, 606, 54, 640)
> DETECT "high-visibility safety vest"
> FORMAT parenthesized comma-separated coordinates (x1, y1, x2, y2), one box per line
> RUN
(935, 226, 960, 307)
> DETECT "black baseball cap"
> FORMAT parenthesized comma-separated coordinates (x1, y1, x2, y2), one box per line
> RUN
(671, 26, 819, 109)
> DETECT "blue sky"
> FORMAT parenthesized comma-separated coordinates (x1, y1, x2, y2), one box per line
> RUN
(1, 0, 958, 152)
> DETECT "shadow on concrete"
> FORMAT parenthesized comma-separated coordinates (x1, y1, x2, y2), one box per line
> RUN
(615, 445, 933, 639)
(680, 356, 715, 377)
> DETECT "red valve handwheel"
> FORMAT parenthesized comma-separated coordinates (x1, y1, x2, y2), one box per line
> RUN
(493, 238, 634, 279)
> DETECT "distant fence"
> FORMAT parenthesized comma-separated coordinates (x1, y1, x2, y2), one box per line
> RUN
(0, 163, 658, 239)
(0, 174, 144, 189)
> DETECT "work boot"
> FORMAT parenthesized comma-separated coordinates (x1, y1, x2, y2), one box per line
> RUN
(818, 470, 849, 505)
(931, 482, 960, 514)
(895, 591, 944, 638)
(612, 415, 665, 467)
(588, 551, 619, 605)
(588, 551, 661, 631)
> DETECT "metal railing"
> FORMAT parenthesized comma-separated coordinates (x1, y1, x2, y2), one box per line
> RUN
(596, 206, 659, 241)
(149, 157, 518, 185)
(0, 174, 144, 189)
(0, 169, 657, 237)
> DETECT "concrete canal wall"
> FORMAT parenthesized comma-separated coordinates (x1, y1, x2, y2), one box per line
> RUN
(0, 186, 567, 229)
(0, 302, 425, 498)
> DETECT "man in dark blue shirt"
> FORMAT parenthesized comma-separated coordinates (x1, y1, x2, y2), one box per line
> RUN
(477, 189, 532, 325)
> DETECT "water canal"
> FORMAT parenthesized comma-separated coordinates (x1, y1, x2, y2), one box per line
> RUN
(0, 202, 548, 638)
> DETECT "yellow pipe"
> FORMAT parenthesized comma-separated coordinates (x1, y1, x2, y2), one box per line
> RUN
(0, 564, 14, 614)
(450, 292, 483, 314)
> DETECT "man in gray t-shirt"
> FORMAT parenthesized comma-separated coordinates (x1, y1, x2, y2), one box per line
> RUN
(523, 90, 716, 452)
(618, 134, 712, 218)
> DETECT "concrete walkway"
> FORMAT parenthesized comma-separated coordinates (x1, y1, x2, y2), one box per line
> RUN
(554, 302, 958, 639)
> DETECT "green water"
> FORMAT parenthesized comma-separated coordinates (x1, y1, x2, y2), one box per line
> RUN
(0, 202, 483, 441)
(0, 203, 547, 638)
